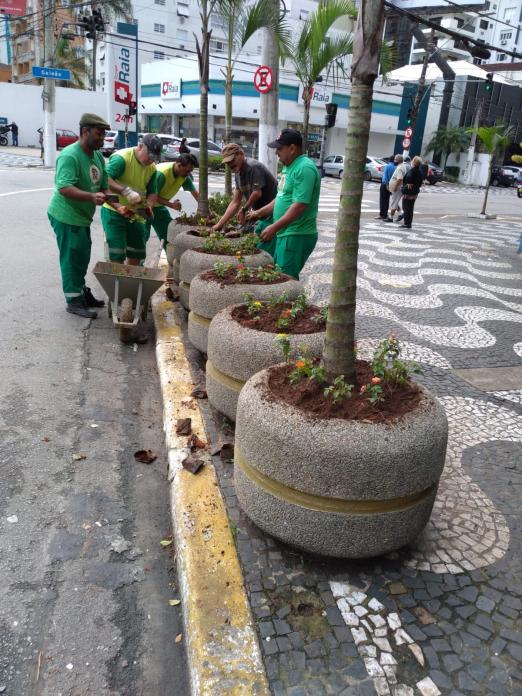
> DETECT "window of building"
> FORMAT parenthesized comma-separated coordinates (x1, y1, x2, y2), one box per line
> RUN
(503, 6, 516, 23)
(211, 12, 226, 29)
(154, 51, 165, 59)
(497, 52, 507, 60)
(210, 38, 225, 52)
(177, 2, 190, 17)
(479, 19, 489, 29)
(176, 28, 188, 40)
(154, 0, 166, 4)
(154, 23, 165, 33)
(500, 31, 512, 41)
(299, 9, 309, 20)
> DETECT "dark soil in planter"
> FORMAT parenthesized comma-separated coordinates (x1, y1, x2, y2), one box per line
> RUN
(195, 248, 263, 257)
(200, 268, 293, 286)
(232, 304, 326, 334)
(187, 225, 236, 238)
(176, 214, 216, 225)
(267, 360, 421, 422)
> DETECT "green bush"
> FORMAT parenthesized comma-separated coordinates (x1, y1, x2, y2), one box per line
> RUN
(445, 166, 460, 180)
(208, 192, 232, 216)
(209, 155, 225, 171)
(445, 174, 459, 184)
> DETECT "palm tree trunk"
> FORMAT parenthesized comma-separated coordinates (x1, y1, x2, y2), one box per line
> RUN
(224, 65, 233, 196)
(322, 0, 384, 383)
(481, 156, 493, 215)
(196, 22, 211, 217)
(302, 88, 312, 148)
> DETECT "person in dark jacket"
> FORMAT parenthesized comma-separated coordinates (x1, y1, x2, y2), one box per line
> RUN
(10, 121, 18, 146)
(401, 156, 424, 229)
(179, 137, 190, 154)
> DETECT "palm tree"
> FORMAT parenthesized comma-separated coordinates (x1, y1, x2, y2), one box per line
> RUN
(469, 124, 515, 216)
(289, 0, 357, 146)
(54, 38, 90, 89)
(424, 125, 470, 170)
(217, 0, 291, 194)
(322, 0, 385, 382)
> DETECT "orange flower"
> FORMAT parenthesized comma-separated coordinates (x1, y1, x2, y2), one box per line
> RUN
(295, 360, 306, 369)
(237, 264, 245, 270)
(360, 385, 367, 394)
(281, 309, 292, 318)
(371, 376, 381, 385)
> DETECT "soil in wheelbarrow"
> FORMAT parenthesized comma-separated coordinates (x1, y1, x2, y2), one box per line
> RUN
(200, 266, 292, 287)
(231, 302, 326, 334)
(267, 360, 422, 423)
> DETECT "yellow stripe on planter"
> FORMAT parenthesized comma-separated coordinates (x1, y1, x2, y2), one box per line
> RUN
(206, 360, 245, 393)
(189, 311, 211, 327)
(235, 446, 438, 515)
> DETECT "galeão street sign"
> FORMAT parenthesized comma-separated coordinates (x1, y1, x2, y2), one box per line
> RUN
(32, 66, 71, 80)
(254, 65, 273, 94)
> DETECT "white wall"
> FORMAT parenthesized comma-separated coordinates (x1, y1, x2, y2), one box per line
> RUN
(0, 83, 107, 147)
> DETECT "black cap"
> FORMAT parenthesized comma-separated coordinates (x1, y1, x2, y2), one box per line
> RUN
(141, 133, 162, 161)
(268, 128, 303, 148)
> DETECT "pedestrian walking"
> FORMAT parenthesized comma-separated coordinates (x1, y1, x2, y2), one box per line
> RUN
(179, 137, 190, 154)
(400, 156, 424, 229)
(47, 112, 111, 318)
(376, 155, 398, 221)
(10, 121, 18, 146)
(101, 133, 162, 266)
(145, 153, 199, 247)
(37, 127, 44, 159)
(213, 142, 278, 255)
(387, 155, 412, 223)
(247, 129, 320, 279)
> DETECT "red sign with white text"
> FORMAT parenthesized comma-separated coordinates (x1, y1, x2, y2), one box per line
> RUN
(0, 0, 26, 16)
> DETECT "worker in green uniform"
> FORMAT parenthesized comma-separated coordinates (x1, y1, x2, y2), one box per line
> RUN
(101, 133, 162, 265)
(145, 153, 199, 247)
(247, 129, 320, 279)
(47, 112, 111, 319)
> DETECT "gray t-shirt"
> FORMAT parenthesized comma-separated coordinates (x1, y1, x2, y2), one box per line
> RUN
(234, 158, 278, 210)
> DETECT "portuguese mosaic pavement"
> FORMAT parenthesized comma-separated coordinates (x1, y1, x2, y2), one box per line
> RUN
(195, 216, 522, 696)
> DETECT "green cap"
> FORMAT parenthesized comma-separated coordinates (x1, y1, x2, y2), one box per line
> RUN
(79, 112, 111, 129)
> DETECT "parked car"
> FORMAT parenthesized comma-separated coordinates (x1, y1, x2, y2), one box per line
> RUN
(56, 129, 78, 149)
(322, 154, 344, 177)
(102, 130, 118, 156)
(364, 156, 386, 181)
(424, 161, 444, 185)
(490, 165, 517, 187)
(164, 137, 222, 164)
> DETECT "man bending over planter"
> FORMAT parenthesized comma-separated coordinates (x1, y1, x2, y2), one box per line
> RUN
(212, 143, 278, 256)
(145, 153, 199, 248)
(247, 129, 320, 279)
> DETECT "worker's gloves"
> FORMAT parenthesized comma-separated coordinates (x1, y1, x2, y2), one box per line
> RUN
(122, 186, 142, 205)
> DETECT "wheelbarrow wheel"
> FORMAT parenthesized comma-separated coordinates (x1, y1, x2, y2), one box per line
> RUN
(119, 297, 134, 344)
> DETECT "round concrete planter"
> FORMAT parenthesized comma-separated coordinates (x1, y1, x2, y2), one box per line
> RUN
(206, 306, 324, 420)
(188, 275, 303, 353)
(179, 248, 272, 309)
(234, 369, 448, 558)
(169, 227, 211, 283)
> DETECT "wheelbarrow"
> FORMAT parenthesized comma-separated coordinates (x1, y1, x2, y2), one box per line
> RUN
(93, 261, 166, 343)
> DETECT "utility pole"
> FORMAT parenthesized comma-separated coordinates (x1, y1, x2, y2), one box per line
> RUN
(402, 29, 433, 158)
(43, 0, 57, 167)
(464, 98, 482, 185)
(258, 0, 280, 176)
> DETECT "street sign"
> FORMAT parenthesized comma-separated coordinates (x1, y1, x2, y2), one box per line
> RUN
(0, 0, 26, 16)
(32, 66, 71, 81)
(254, 65, 273, 94)
(404, 126, 413, 138)
(402, 137, 411, 148)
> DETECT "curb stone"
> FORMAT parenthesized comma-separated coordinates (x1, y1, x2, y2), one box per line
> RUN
(151, 287, 270, 696)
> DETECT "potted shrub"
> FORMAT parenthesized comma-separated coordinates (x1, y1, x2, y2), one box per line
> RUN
(206, 294, 326, 420)
(178, 234, 272, 309)
(188, 261, 303, 353)
(232, 0, 449, 559)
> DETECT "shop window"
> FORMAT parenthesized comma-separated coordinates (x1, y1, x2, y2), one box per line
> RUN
(154, 23, 165, 33)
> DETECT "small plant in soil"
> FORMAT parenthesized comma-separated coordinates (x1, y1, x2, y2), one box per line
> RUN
(202, 232, 259, 256)
(177, 212, 217, 226)
(212, 260, 233, 279)
(256, 264, 283, 282)
(232, 295, 326, 334)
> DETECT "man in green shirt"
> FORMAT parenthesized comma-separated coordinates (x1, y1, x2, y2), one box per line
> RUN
(101, 133, 162, 265)
(47, 112, 111, 319)
(247, 129, 320, 279)
(145, 153, 199, 248)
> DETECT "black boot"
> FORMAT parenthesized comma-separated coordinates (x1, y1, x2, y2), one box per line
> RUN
(83, 286, 105, 308)
(66, 296, 98, 319)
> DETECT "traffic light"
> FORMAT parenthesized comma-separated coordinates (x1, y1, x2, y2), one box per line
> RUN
(81, 15, 96, 39)
(93, 9, 104, 32)
(325, 102, 338, 129)
(485, 72, 493, 92)
(128, 101, 137, 117)
(406, 107, 413, 126)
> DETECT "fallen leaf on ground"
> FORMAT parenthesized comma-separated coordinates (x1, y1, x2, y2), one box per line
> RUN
(42, 437, 50, 442)
(191, 387, 207, 399)
(181, 396, 196, 409)
(219, 443, 234, 461)
(168, 599, 181, 606)
(182, 455, 204, 474)
(160, 539, 173, 547)
(176, 418, 192, 436)
(187, 434, 206, 451)
(210, 441, 234, 458)
(134, 449, 157, 464)
(175, 634, 183, 643)
(72, 453, 87, 461)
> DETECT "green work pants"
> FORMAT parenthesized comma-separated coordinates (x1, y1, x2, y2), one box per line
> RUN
(273, 234, 318, 280)
(145, 206, 172, 248)
(254, 216, 276, 259)
(101, 206, 146, 262)
(48, 213, 91, 302)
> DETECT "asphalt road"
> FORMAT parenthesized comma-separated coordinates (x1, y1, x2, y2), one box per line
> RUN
(0, 167, 189, 696)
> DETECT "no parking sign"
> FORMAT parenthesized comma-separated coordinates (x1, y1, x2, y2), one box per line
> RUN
(254, 65, 274, 94)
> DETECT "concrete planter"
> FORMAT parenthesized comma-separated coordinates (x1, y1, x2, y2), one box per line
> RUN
(188, 275, 303, 353)
(178, 248, 272, 309)
(206, 306, 324, 420)
(169, 227, 211, 283)
(234, 369, 448, 558)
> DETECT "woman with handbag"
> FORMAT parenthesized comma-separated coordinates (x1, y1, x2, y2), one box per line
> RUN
(401, 156, 424, 229)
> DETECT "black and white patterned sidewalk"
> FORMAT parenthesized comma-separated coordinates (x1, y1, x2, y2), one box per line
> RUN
(0, 152, 43, 168)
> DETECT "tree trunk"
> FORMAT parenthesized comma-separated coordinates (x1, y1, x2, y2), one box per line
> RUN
(481, 155, 493, 215)
(224, 65, 233, 196)
(322, 0, 384, 383)
(92, 36, 97, 91)
(196, 21, 211, 218)
(302, 87, 312, 149)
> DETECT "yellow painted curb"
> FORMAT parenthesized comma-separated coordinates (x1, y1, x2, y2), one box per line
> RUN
(152, 288, 269, 696)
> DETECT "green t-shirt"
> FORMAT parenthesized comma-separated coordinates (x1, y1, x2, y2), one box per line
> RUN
(47, 142, 108, 226)
(273, 155, 320, 238)
(155, 162, 195, 207)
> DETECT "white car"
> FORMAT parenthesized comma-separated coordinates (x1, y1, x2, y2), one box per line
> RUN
(164, 137, 222, 164)
(323, 154, 386, 181)
(102, 130, 118, 156)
